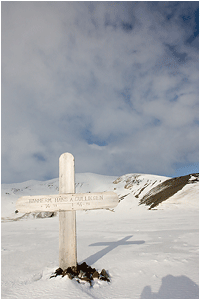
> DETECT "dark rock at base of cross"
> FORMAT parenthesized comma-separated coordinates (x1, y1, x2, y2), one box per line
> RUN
(50, 262, 110, 286)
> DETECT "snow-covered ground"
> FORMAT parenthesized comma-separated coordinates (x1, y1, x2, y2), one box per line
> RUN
(1, 173, 199, 298)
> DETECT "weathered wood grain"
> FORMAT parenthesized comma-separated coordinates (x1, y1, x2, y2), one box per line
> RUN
(16, 191, 118, 212)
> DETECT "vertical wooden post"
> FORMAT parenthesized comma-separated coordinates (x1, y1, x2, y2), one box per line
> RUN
(59, 153, 77, 270)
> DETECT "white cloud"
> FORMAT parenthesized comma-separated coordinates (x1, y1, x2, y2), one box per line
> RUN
(2, 2, 199, 183)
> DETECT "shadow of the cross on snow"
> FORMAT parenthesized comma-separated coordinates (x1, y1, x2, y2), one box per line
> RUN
(82, 235, 145, 265)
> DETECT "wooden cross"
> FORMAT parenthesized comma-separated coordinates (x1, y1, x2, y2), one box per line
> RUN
(16, 153, 119, 270)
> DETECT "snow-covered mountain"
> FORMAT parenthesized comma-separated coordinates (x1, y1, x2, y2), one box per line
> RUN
(1, 172, 198, 221)
(1, 173, 199, 299)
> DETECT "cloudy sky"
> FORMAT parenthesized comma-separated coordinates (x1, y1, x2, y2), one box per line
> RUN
(2, 1, 199, 184)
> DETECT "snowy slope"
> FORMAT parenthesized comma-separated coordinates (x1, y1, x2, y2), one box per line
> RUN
(2, 172, 198, 220)
(1, 173, 169, 220)
(139, 174, 199, 210)
(1, 173, 199, 298)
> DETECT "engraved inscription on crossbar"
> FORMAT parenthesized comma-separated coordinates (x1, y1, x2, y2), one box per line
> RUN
(17, 191, 118, 212)
(16, 152, 119, 270)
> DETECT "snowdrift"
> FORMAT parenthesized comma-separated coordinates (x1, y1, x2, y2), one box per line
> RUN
(1, 172, 199, 299)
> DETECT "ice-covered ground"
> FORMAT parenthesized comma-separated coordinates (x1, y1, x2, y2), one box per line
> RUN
(1, 173, 199, 298)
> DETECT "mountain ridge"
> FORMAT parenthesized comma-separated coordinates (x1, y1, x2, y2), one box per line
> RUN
(139, 173, 199, 209)
(1, 172, 198, 221)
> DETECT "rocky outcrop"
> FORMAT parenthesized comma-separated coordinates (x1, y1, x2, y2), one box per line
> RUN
(139, 173, 199, 209)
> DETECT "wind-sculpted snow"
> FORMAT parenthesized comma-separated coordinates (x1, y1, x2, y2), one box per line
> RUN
(113, 173, 169, 200)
